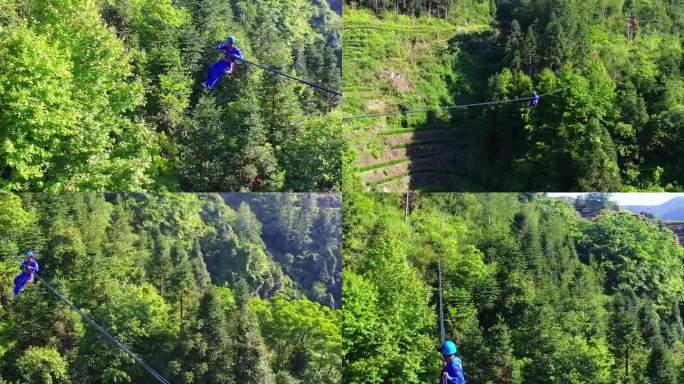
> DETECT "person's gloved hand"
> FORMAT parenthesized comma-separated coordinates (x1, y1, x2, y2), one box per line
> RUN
(442, 371, 450, 383)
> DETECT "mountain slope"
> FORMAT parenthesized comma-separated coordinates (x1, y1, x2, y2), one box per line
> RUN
(344, 0, 684, 191)
(343, 8, 492, 191)
(625, 197, 684, 221)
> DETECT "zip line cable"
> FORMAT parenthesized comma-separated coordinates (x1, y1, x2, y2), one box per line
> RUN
(235, 56, 342, 97)
(438, 256, 445, 344)
(438, 214, 446, 344)
(35, 274, 172, 384)
(438, 215, 446, 384)
(344, 88, 566, 120)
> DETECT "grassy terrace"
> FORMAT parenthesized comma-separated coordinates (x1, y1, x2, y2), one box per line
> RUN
(343, 7, 492, 190)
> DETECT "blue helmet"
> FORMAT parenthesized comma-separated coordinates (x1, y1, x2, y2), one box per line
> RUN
(441, 340, 458, 356)
(225, 36, 236, 45)
(25, 251, 34, 257)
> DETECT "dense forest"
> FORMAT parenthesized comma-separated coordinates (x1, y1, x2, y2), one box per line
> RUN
(343, 192, 684, 383)
(0, 0, 342, 192)
(0, 193, 341, 383)
(343, 0, 684, 191)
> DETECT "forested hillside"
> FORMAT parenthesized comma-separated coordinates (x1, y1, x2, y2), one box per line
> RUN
(0, 193, 341, 383)
(344, 0, 684, 191)
(344, 192, 684, 383)
(0, 0, 342, 192)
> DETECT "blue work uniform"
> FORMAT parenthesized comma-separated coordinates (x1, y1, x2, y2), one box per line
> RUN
(528, 92, 540, 108)
(204, 45, 244, 90)
(443, 356, 465, 384)
(13, 259, 39, 297)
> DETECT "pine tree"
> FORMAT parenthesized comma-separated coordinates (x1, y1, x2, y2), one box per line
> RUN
(234, 203, 264, 245)
(646, 338, 677, 384)
(149, 227, 174, 297)
(490, 318, 519, 383)
(609, 288, 641, 383)
(233, 286, 275, 384)
(178, 94, 236, 191)
(170, 240, 197, 324)
(504, 20, 523, 70)
(190, 238, 211, 291)
(521, 24, 538, 76)
(199, 288, 235, 384)
(227, 93, 284, 190)
(106, 201, 145, 283)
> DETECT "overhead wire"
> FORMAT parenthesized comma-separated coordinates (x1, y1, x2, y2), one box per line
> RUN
(233, 55, 342, 97)
(438, 253, 446, 344)
(438, 214, 446, 384)
(33, 274, 172, 384)
(344, 88, 567, 120)
(345, 0, 650, 121)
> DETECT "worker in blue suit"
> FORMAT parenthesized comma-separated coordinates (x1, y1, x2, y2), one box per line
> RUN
(528, 91, 540, 108)
(441, 340, 465, 384)
(13, 251, 39, 297)
(204, 36, 244, 90)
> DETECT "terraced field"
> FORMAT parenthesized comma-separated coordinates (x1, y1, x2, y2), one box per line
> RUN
(343, 8, 492, 191)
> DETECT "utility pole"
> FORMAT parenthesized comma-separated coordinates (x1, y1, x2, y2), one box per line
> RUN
(438, 213, 446, 384)
(439, 213, 445, 343)
(438, 257, 445, 343)
(626, 15, 630, 45)
(404, 191, 410, 222)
